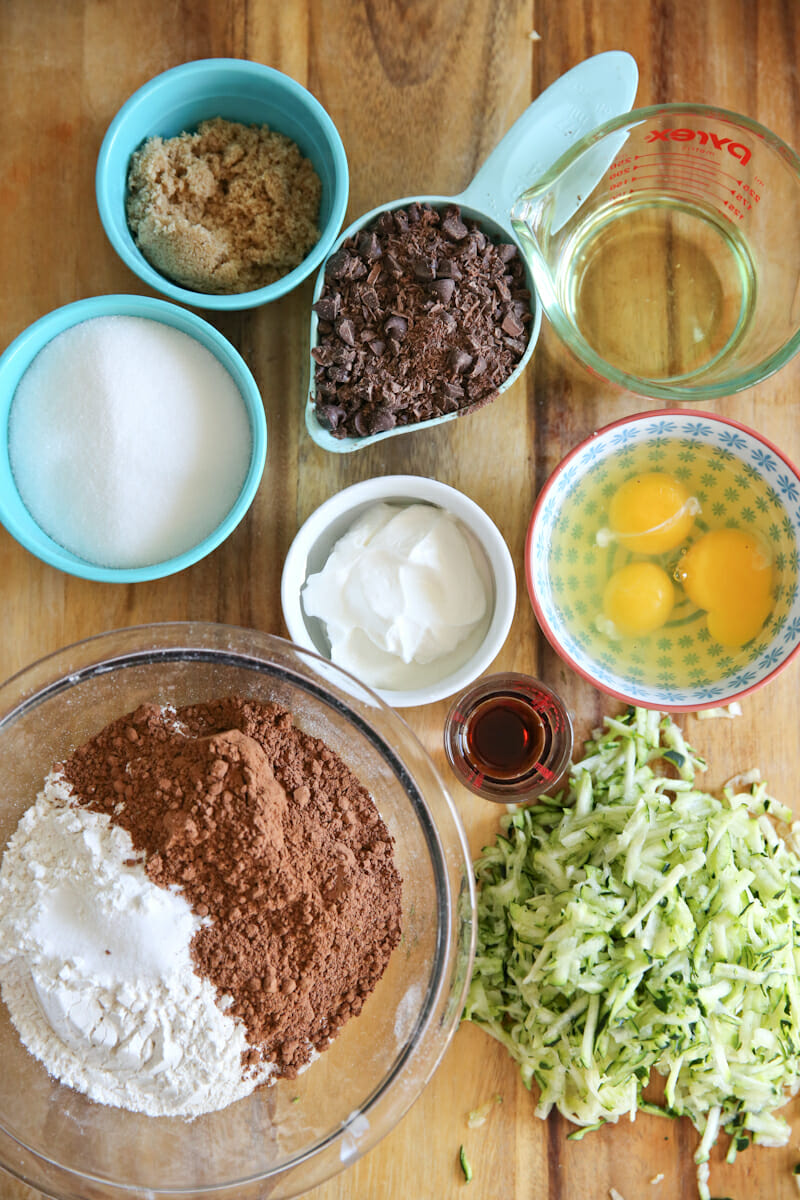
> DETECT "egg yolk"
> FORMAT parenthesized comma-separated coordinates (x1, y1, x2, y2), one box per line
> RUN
(602, 562, 675, 636)
(607, 472, 698, 554)
(676, 528, 773, 647)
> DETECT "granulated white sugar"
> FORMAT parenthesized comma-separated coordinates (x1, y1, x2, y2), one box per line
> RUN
(9, 315, 253, 568)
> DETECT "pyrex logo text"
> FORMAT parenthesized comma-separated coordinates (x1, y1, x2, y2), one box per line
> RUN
(645, 128, 751, 165)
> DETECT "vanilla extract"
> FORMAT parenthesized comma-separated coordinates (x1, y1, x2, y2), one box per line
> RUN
(444, 674, 573, 804)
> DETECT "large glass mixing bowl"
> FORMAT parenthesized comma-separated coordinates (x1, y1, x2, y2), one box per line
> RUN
(0, 623, 475, 1200)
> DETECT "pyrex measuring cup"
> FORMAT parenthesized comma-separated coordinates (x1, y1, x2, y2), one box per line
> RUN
(511, 104, 800, 400)
(305, 51, 638, 453)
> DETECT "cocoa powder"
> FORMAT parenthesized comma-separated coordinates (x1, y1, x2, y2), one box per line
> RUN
(61, 697, 403, 1080)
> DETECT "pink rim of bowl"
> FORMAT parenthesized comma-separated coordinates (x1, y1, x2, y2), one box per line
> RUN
(525, 408, 800, 712)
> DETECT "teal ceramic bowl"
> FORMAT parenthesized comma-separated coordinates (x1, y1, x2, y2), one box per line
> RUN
(96, 58, 349, 310)
(0, 294, 267, 582)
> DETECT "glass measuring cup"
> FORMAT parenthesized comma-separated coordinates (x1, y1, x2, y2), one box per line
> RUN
(305, 51, 638, 452)
(510, 104, 800, 400)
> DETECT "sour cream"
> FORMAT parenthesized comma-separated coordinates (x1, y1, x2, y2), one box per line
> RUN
(302, 502, 490, 691)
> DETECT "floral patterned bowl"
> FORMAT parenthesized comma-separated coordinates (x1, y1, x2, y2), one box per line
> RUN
(525, 409, 800, 711)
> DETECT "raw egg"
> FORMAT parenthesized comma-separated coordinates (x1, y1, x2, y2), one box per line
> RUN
(604, 472, 699, 554)
(676, 528, 773, 647)
(602, 561, 675, 636)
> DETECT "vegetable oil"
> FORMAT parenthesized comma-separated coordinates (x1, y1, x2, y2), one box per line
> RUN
(558, 197, 756, 379)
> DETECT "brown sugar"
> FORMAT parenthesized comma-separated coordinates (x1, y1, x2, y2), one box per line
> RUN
(126, 117, 322, 294)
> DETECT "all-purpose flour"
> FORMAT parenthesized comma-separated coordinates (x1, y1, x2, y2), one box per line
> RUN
(0, 773, 275, 1117)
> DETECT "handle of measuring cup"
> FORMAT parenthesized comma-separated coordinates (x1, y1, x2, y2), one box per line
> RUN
(457, 51, 639, 236)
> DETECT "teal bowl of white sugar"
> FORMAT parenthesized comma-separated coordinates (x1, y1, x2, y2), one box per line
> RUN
(0, 294, 266, 581)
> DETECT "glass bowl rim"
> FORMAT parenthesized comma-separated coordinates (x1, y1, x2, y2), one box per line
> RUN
(0, 621, 476, 1197)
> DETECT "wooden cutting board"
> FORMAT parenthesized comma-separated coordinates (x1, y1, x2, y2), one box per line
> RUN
(1, 1, 798, 1197)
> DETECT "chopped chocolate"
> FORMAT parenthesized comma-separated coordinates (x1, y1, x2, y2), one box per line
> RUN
(312, 294, 340, 322)
(412, 256, 435, 281)
(384, 252, 403, 278)
(336, 317, 356, 346)
(356, 230, 382, 261)
(430, 278, 456, 304)
(501, 311, 526, 338)
(441, 210, 469, 240)
(437, 258, 462, 280)
(311, 203, 531, 439)
(448, 347, 473, 374)
(384, 314, 408, 339)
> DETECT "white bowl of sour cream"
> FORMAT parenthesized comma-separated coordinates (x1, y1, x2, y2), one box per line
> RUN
(280, 475, 516, 708)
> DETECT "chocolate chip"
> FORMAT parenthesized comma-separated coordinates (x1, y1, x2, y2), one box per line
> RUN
(336, 317, 356, 346)
(501, 312, 526, 338)
(384, 253, 403, 278)
(327, 366, 351, 383)
(360, 285, 380, 314)
(356, 230, 382, 261)
(325, 249, 353, 280)
(437, 258, 462, 280)
(430, 278, 455, 304)
(448, 348, 473, 374)
(354, 407, 396, 435)
(494, 277, 511, 303)
(330, 344, 355, 366)
(384, 314, 408, 338)
(441, 210, 469, 240)
(375, 210, 395, 235)
(313, 295, 340, 322)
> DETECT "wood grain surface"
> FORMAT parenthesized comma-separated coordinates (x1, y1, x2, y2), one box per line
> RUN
(1, 2, 799, 1198)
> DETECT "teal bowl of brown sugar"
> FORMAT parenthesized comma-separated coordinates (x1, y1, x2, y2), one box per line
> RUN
(96, 58, 349, 310)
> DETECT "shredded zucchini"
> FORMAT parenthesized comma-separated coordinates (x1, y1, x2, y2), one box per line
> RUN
(465, 708, 800, 1200)
(696, 703, 743, 720)
(466, 1093, 502, 1128)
